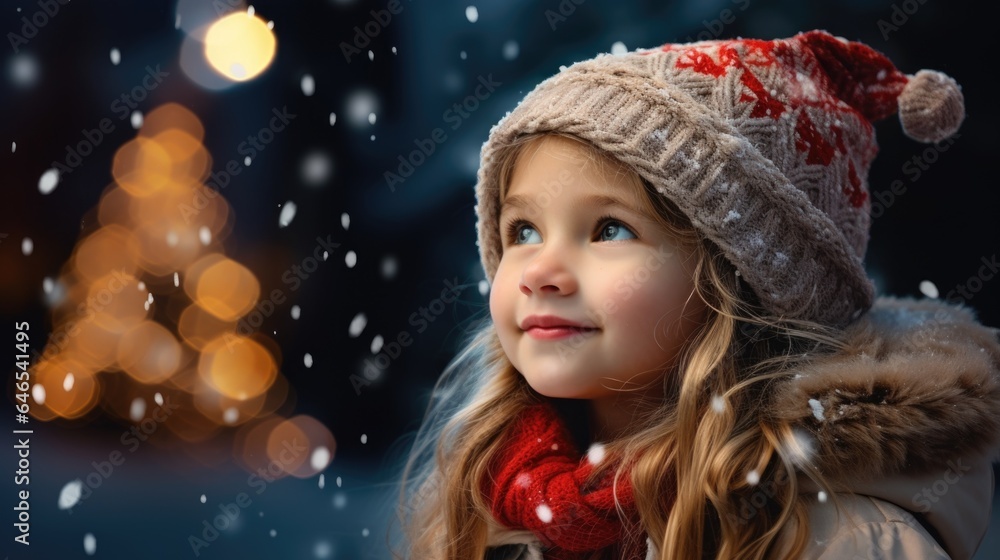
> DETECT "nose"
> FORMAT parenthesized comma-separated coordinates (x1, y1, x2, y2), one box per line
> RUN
(519, 245, 579, 296)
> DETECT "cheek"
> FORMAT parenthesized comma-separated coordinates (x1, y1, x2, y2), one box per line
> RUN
(488, 262, 514, 324)
(605, 264, 694, 337)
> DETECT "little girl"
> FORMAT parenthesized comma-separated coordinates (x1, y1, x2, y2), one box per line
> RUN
(393, 30, 1000, 559)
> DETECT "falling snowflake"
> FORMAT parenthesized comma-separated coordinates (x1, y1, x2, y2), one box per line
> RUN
(785, 427, 816, 468)
(360, 433, 368, 444)
(304, 353, 313, 368)
(199, 226, 211, 245)
(348, 312, 367, 337)
(83, 533, 97, 555)
(465, 6, 479, 22)
(154, 392, 164, 406)
(370, 335, 384, 354)
(130, 397, 146, 421)
(21, 237, 32, 256)
(58, 480, 83, 510)
(311, 446, 331, 470)
(63, 373, 74, 391)
(807, 398, 825, 421)
(291, 305, 301, 320)
(301, 74, 315, 96)
(32, 383, 46, 405)
(200, 494, 207, 503)
(130, 110, 143, 129)
(478, 279, 489, 296)
(502, 40, 519, 61)
(746, 470, 760, 485)
(110, 48, 121, 65)
(278, 201, 297, 228)
(711, 394, 726, 413)
(611, 41, 627, 55)
(329, 112, 337, 126)
(587, 442, 605, 464)
(223, 407, 239, 424)
(38, 168, 59, 194)
(301, 152, 332, 186)
(919, 280, 939, 299)
(535, 504, 553, 523)
(381, 255, 398, 279)
(345, 251, 357, 268)
(333, 492, 347, 509)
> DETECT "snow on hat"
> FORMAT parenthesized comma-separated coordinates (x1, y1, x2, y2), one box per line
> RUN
(473, 29, 964, 328)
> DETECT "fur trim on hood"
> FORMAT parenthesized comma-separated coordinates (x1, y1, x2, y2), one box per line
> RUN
(770, 295, 1000, 481)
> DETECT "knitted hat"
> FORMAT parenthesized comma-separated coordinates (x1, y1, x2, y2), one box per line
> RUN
(473, 30, 964, 328)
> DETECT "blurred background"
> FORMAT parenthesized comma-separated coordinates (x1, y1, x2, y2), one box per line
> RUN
(1, 0, 995, 558)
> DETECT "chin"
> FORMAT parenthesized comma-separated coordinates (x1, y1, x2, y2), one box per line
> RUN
(520, 375, 587, 400)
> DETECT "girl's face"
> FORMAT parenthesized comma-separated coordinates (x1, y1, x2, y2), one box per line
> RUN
(490, 135, 707, 403)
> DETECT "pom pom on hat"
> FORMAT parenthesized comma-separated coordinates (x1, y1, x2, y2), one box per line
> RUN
(898, 69, 965, 143)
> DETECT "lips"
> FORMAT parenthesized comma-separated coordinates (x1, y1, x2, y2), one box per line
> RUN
(520, 315, 599, 341)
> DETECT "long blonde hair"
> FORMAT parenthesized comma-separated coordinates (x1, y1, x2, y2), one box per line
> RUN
(389, 131, 851, 560)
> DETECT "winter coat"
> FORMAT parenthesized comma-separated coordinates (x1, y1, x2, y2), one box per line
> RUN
(484, 295, 1000, 559)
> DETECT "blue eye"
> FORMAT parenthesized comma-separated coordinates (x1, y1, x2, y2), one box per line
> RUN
(502, 215, 638, 245)
(507, 221, 542, 245)
(597, 217, 637, 242)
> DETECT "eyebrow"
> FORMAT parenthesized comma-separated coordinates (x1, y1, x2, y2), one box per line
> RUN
(500, 192, 643, 216)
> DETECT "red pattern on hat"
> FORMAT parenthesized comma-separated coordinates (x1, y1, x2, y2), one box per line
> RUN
(482, 402, 658, 559)
(653, 31, 917, 210)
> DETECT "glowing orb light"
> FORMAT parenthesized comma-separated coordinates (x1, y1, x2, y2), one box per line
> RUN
(203, 12, 276, 82)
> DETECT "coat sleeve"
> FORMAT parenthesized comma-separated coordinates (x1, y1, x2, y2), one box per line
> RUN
(784, 494, 953, 560)
(812, 519, 951, 559)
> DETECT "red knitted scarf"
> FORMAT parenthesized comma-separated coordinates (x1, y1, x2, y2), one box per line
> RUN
(482, 401, 659, 560)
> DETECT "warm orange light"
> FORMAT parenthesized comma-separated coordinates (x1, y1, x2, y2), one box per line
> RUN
(118, 321, 184, 384)
(139, 103, 205, 142)
(84, 272, 147, 333)
(30, 356, 98, 419)
(266, 415, 336, 478)
(112, 137, 174, 197)
(178, 304, 237, 350)
(198, 334, 277, 400)
(72, 225, 142, 283)
(204, 13, 277, 82)
(194, 258, 260, 321)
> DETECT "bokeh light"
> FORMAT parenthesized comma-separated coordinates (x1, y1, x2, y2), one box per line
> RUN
(203, 12, 277, 82)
